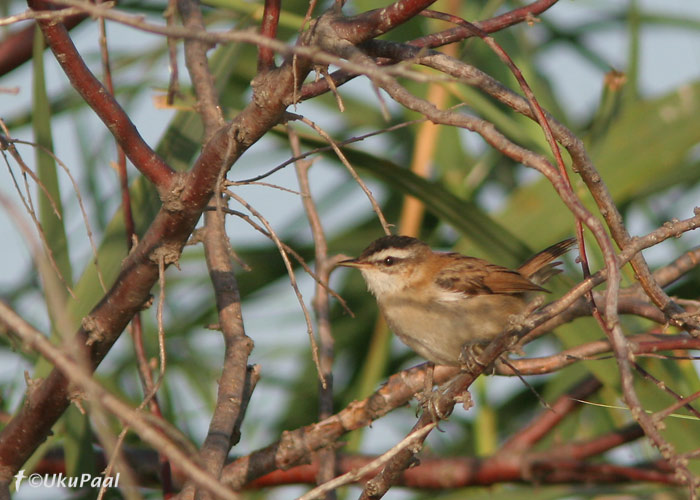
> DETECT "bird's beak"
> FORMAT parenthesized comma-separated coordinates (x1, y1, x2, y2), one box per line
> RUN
(337, 258, 362, 268)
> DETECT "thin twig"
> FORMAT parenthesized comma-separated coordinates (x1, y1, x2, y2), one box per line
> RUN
(6, 136, 106, 291)
(289, 114, 391, 235)
(204, 206, 353, 317)
(163, 0, 181, 105)
(298, 424, 436, 500)
(235, 118, 424, 184)
(290, 127, 337, 495)
(0, 134, 75, 298)
(224, 189, 327, 387)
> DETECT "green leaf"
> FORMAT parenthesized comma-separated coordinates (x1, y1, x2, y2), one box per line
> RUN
(496, 81, 700, 243)
(32, 27, 72, 299)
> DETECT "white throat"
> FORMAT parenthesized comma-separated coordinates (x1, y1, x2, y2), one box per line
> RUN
(360, 267, 408, 298)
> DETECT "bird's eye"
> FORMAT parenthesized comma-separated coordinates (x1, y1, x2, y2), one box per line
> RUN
(383, 257, 395, 266)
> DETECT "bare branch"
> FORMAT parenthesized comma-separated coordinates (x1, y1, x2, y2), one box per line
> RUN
(258, 0, 281, 72)
(0, 301, 238, 500)
(299, 424, 436, 500)
(29, 0, 176, 188)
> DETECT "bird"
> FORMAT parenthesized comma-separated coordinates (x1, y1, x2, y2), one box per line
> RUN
(339, 235, 576, 367)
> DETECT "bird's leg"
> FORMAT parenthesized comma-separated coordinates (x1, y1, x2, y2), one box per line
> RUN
(424, 362, 435, 395)
(418, 378, 455, 424)
(414, 362, 434, 413)
(460, 298, 545, 374)
(459, 342, 490, 375)
(414, 363, 457, 425)
(460, 342, 521, 376)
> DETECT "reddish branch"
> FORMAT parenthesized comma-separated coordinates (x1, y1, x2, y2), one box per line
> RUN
(412, 0, 559, 48)
(300, 0, 560, 100)
(27, 0, 175, 188)
(27, 443, 676, 490)
(258, 0, 281, 72)
(334, 0, 438, 40)
(499, 377, 603, 455)
(250, 453, 675, 489)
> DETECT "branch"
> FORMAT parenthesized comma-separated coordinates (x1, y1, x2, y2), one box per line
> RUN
(221, 363, 460, 489)
(299, 425, 436, 500)
(28, 0, 176, 188)
(501, 334, 700, 376)
(335, 0, 438, 41)
(413, 0, 559, 49)
(0, 301, 237, 500)
(290, 128, 337, 494)
(0, 0, 317, 484)
(177, 0, 224, 139)
(174, 1, 257, 497)
(257, 0, 280, 72)
(300, 0, 561, 100)
(498, 377, 602, 454)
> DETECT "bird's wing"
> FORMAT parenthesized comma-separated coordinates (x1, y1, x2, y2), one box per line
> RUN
(434, 254, 546, 296)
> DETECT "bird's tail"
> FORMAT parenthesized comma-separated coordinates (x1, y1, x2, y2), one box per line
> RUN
(518, 238, 577, 286)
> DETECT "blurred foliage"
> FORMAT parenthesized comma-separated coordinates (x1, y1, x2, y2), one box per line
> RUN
(1, 0, 700, 499)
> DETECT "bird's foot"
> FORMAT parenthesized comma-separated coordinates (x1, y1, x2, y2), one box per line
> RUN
(459, 343, 495, 375)
(416, 384, 454, 426)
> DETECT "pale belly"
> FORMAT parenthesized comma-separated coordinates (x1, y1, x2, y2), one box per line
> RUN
(379, 294, 527, 366)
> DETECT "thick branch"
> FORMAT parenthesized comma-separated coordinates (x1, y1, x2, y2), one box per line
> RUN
(257, 0, 280, 72)
(250, 454, 676, 489)
(335, 0, 438, 41)
(175, 1, 256, 497)
(0, 5, 315, 484)
(28, 0, 176, 188)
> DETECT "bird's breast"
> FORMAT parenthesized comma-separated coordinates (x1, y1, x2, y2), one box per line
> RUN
(378, 293, 527, 366)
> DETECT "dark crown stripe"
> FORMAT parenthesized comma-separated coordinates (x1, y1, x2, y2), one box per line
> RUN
(359, 235, 423, 259)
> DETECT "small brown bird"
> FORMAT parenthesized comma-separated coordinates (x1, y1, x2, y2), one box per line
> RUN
(339, 236, 575, 366)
